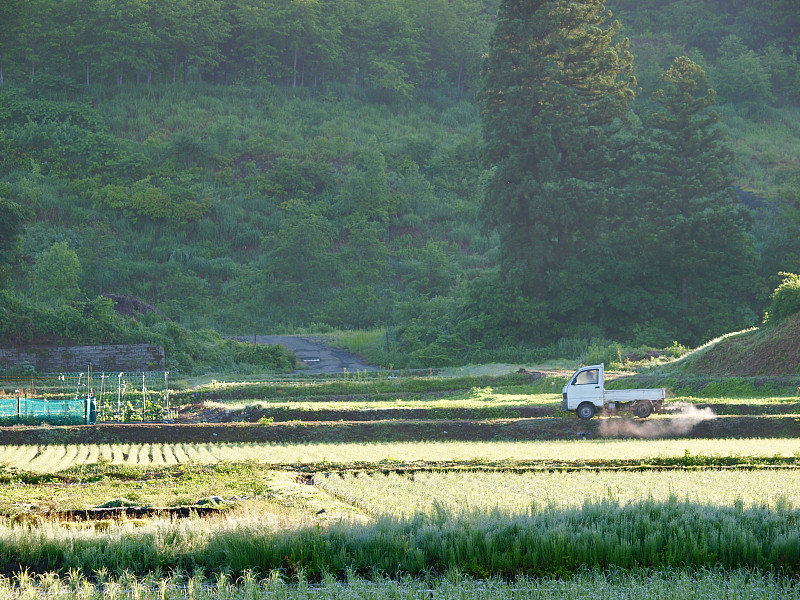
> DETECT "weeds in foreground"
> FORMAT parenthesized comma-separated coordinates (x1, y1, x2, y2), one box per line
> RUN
(0, 568, 799, 599)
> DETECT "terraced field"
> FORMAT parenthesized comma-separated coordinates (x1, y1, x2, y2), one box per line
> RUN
(2, 437, 800, 472)
(0, 371, 798, 596)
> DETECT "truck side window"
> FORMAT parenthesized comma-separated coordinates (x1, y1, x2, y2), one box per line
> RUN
(575, 369, 598, 385)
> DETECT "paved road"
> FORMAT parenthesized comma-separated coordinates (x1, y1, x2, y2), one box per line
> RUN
(234, 335, 380, 375)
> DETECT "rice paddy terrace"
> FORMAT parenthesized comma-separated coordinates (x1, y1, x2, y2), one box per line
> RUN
(0, 370, 799, 595)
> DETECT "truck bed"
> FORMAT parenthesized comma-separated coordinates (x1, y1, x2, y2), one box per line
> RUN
(604, 388, 666, 403)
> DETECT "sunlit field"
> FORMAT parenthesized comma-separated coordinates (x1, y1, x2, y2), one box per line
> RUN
(1, 438, 799, 472)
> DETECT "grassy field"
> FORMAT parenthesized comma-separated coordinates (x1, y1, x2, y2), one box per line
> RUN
(1, 438, 800, 472)
(0, 372, 799, 596)
(318, 469, 800, 514)
(4, 463, 800, 516)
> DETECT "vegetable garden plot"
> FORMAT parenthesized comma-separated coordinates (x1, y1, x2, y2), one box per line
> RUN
(0, 371, 172, 424)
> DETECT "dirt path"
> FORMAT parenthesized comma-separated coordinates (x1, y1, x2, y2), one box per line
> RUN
(234, 335, 380, 374)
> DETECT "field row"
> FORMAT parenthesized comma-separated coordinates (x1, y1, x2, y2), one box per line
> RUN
(193, 397, 800, 423)
(1, 438, 799, 473)
(1, 495, 799, 578)
(176, 373, 800, 402)
(3, 464, 800, 515)
(317, 469, 800, 515)
(0, 570, 798, 600)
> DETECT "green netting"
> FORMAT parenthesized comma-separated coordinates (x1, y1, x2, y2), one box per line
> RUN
(0, 397, 87, 425)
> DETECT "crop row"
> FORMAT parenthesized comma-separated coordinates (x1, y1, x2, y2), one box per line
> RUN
(173, 373, 553, 402)
(317, 469, 800, 516)
(1, 438, 799, 472)
(0, 569, 798, 600)
(176, 373, 800, 404)
(1, 500, 800, 577)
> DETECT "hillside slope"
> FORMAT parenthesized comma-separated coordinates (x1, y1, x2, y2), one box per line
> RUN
(682, 313, 800, 376)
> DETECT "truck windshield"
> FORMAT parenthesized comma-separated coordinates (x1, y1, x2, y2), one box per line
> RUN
(575, 369, 598, 385)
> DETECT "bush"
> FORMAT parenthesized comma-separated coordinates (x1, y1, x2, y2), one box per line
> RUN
(765, 272, 800, 323)
(32, 242, 82, 306)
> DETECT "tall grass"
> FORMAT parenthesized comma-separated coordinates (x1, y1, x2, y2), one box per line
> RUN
(0, 500, 799, 577)
(316, 329, 388, 357)
(317, 470, 800, 517)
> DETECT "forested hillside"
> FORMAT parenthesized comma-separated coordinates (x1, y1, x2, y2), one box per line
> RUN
(1, 0, 799, 368)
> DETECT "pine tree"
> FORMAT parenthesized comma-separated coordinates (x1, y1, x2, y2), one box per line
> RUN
(478, 0, 636, 332)
(640, 56, 757, 342)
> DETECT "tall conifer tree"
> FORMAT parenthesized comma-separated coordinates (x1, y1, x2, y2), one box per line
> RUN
(639, 56, 757, 342)
(478, 0, 636, 332)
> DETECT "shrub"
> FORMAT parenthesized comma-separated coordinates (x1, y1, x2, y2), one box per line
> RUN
(32, 242, 82, 306)
(765, 272, 800, 323)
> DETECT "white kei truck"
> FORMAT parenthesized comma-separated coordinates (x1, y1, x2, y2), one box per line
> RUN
(561, 364, 666, 420)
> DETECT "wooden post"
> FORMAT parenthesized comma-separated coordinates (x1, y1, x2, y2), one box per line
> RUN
(164, 371, 170, 421)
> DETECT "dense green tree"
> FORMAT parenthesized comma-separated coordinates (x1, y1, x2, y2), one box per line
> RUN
(337, 0, 423, 96)
(269, 0, 333, 88)
(228, 0, 278, 80)
(713, 35, 772, 105)
(640, 57, 757, 341)
(479, 0, 636, 332)
(154, 0, 229, 83)
(0, 197, 27, 285)
(0, 0, 25, 85)
(32, 241, 82, 305)
(754, 173, 800, 292)
(16, 0, 51, 83)
(450, 0, 498, 92)
(267, 199, 334, 313)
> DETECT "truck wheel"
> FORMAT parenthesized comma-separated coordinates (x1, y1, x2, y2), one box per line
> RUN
(576, 402, 596, 420)
(634, 401, 652, 418)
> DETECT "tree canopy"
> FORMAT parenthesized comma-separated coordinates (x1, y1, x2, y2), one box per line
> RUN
(479, 0, 636, 339)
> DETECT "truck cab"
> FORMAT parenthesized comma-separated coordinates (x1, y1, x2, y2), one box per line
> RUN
(561, 364, 605, 419)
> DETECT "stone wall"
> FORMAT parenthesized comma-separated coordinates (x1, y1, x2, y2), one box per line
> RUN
(0, 344, 165, 372)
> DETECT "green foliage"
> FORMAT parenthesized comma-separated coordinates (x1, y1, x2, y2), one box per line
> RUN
(32, 241, 82, 306)
(479, 0, 636, 338)
(635, 56, 759, 344)
(766, 273, 800, 323)
(93, 181, 213, 224)
(712, 35, 773, 105)
(0, 499, 800, 577)
(256, 157, 332, 201)
(0, 196, 27, 284)
(0, 0, 799, 363)
(0, 0, 496, 94)
(0, 570, 791, 599)
(227, 340, 296, 371)
(0, 88, 121, 178)
(0, 292, 295, 374)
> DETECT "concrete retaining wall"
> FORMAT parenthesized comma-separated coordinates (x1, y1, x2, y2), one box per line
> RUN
(0, 344, 165, 372)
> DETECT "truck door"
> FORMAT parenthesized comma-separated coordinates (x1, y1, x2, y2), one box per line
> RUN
(567, 367, 603, 409)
